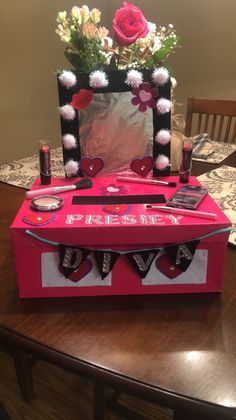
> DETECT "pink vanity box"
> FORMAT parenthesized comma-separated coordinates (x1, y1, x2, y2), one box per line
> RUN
(11, 176, 231, 298)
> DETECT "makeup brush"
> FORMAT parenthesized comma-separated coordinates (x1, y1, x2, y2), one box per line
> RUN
(26, 178, 92, 199)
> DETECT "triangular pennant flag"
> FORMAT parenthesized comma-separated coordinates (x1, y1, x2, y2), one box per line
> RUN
(93, 250, 120, 279)
(164, 240, 199, 272)
(58, 244, 90, 277)
(126, 250, 159, 278)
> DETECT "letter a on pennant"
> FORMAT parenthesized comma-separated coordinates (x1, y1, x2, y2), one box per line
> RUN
(164, 240, 199, 272)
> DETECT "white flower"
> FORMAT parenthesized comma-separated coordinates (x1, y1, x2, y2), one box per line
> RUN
(147, 21, 157, 33)
(59, 70, 77, 88)
(151, 35, 162, 53)
(56, 11, 67, 23)
(101, 36, 113, 48)
(62, 134, 77, 150)
(80, 5, 90, 24)
(155, 129, 171, 145)
(152, 67, 169, 85)
(89, 70, 108, 88)
(125, 69, 143, 88)
(71, 6, 80, 21)
(59, 104, 76, 120)
(90, 8, 101, 24)
(55, 25, 71, 43)
(156, 98, 172, 114)
(155, 155, 170, 170)
(64, 159, 79, 175)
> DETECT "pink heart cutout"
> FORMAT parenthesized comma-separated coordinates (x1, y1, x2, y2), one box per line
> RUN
(139, 90, 152, 102)
(130, 156, 153, 176)
(80, 157, 104, 177)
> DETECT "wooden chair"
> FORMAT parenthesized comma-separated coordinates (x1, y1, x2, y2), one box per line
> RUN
(185, 97, 236, 143)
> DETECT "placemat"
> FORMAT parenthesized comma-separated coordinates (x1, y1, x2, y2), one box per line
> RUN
(197, 165, 236, 245)
(193, 141, 236, 164)
(0, 148, 64, 189)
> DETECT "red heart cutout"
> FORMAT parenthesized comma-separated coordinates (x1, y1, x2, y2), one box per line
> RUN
(103, 204, 131, 215)
(68, 258, 93, 282)
(80, 157, 104, 177)
(155, 254, 183, 279)
(130, 156, 153, 176)
(22, 213, 56, 226)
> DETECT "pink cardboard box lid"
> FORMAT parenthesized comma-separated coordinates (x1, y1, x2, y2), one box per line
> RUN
(11, 175, 231, 249)
(11, 176, 231, 247)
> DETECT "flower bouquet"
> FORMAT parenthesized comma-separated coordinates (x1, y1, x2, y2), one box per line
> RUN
(56, 3, 180, 178)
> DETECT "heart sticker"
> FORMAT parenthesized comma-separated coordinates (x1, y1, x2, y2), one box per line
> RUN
(155, 254, 183, 279)
(22, 213, 56, 226)
(100, 184, 128, 196)
(130, 156, 153, 176)
(139, 90, 152, 102)
(107, 185, 120, 193)
(80, 157, 104, 177)
(68, 258, 93, 282)
(103, 204, 131, 215)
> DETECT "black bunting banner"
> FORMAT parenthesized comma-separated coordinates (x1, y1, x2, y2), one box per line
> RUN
(93, 250, 120, 279)
(126, 250, 159, 278)
(57, 240, 199, 280)
(163, 240, 200, 272)
(58, 245, 90, 278)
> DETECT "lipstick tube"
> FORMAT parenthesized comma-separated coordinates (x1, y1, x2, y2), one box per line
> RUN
(179, 138, 193, 183)
(39, 140, 51, 185)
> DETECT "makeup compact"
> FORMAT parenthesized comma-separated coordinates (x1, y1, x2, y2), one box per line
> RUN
(30, 195, 64, 212)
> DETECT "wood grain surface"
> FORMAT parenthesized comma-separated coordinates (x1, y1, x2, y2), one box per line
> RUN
(0, 350, 172, 420)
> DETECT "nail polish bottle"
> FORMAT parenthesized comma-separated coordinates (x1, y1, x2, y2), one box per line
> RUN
(39, 140, 51, 185)
(179, 138, 193, 183)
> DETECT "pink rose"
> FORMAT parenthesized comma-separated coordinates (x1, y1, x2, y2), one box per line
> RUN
(113, 2, 149, 46)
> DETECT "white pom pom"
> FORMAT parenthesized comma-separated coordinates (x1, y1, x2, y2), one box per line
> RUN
(59, 104, 76, 120)
(62, 134, 77, 150)
(156, 98, 172, 114)
(171, 77, 177, 89)
(125, 69, 143, 88)
(152, 67, 169, 85)
(59, 70, 77, 88)
(64, 159, 79, 175)
(89, 70, 108, 88)
(155, 155, 170, 170)
(155, 129, 171, 145)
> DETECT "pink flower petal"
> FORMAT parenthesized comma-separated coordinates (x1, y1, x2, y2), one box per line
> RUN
(131, 96, 140, 105)
(147, 98, 157, 108)
(139, 102, 147, 112)
(142, 82, 152, 92)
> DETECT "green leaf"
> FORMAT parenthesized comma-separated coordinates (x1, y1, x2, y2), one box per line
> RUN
(152, 36, 180, 65)
(64, 50, 88, 72)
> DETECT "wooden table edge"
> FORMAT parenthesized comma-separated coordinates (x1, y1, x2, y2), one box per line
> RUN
(0, 325, 235, 420)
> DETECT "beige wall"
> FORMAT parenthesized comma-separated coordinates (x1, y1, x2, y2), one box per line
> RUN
(1, 0, 235, 164)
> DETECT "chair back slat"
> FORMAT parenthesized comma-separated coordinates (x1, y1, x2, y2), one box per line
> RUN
(211, 115, 217, 139)
(204, 114, 209, 133)
(224, 117, 232, 143)
(233, 120, 236, 143)
(218, 115, 224, 141)
(185, 97, 236, 143)
(197, 114, 202, 133)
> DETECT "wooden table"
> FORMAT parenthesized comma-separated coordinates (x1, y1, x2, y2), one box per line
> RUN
(0, 154, 236, 420)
